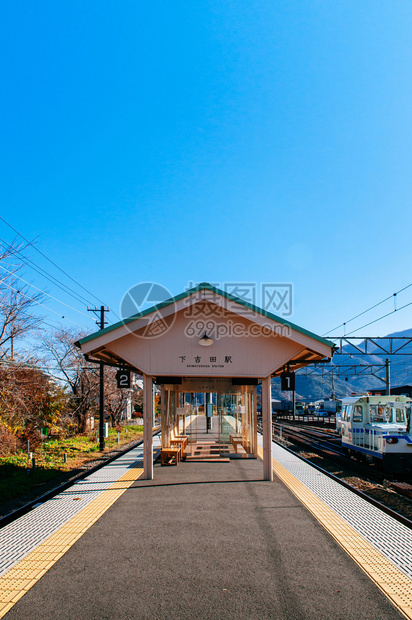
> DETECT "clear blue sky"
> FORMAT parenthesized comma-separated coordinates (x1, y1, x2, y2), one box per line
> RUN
(1, 1, 412, 340)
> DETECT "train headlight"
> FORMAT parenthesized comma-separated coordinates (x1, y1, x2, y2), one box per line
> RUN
(386, 437, 398, 444)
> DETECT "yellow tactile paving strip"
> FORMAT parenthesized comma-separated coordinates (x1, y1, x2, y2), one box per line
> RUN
(0, 465, 144, 619)
(257, 445, 412, 619)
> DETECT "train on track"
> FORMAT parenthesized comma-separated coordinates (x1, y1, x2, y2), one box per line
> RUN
(339, 395, 412, 474)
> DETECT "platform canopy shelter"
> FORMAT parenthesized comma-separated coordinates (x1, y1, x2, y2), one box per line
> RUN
(76, 283, 334, 481)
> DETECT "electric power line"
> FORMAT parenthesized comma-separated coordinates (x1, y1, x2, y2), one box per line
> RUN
(0, 215, 120, 320)
(0, 279, 86, 329)
(0, 359, 98, 371)
(0, 236, 95, 308)
(0, 264, 92, 319)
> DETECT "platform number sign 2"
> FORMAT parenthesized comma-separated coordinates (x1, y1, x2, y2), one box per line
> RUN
(281, 372, 295, 392)
(116, 369, 131, 389)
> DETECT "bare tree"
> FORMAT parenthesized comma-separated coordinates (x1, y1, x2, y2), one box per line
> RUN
(105, 371, 130, 427)
(0, 240, 44, 358)
(42, 326, 142, 434)
(41, 327, 99, 433)
(104, 367, 142, 427)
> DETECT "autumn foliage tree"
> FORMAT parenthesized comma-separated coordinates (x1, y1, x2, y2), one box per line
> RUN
(0, 360, 67, 449)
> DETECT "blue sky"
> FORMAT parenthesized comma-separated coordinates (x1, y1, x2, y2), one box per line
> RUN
(1, 1, 412, 340)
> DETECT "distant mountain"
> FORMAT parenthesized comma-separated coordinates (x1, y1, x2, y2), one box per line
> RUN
(271, 374, 358, 402)
(271, 327, 412, 402)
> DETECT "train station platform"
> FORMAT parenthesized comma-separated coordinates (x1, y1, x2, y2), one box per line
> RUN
(1, 434, 411, 619)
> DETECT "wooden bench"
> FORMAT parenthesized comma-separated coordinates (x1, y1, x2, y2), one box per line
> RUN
(230, 434, 247, 454)
(171, 435, 188, 450)
(171, 435, 188, 459)
(160, 447, 181, 466)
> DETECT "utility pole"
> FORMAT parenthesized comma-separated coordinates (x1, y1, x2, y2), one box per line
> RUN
(10, 321, 14, 359)
(88, 305, 109, 451)
(385, 358, 391, 396)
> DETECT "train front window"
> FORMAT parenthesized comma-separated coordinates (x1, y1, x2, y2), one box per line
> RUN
(370, 405, 393, 423)
(370, 405, 387, 422)
(384, 407, 392, 422)
(353, 405, 362, 422)
(395, 408, 406, 423)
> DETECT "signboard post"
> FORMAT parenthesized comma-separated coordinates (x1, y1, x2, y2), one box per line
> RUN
(281, 372, 295, 392)
(116, 369, 131, 389)
(281, 371, 295, 420)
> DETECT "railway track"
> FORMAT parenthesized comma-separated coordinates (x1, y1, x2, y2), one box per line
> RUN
(271, 421, 397, 484)
(258, 421, 412, 527)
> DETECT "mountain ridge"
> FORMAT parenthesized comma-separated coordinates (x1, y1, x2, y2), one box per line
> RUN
(272, 327, 412, 401)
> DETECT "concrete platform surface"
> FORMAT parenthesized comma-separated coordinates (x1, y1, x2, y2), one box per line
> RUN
(5, 457, 403, 620)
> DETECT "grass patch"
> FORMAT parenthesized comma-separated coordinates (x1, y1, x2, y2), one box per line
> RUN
(0, 425, 143, 505)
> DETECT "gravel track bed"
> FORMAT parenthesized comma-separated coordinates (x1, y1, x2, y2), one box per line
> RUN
(283, 439, 412, 521)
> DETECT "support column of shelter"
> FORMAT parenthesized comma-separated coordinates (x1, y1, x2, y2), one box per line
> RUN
(253, 386, 258, 457)
(261, 376, 273, 481)
(160, 385, 166, 449)
(143, 373, 153, 480)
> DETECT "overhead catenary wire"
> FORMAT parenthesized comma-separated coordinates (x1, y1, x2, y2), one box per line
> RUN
(0, 215, 120, 320)
(344, 300, 412, 336)
(323, 282, 412, 336)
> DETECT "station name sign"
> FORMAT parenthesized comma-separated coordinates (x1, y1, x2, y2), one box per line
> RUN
(178, 377, 234, 393)
(178, 354, 234, 369)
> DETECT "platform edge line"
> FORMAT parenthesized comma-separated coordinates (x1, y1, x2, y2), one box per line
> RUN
(0, 466, 144, 618)
(257, 445, 412, 620)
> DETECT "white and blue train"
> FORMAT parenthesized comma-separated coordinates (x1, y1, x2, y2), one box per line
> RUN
(339, 395, 412, 474)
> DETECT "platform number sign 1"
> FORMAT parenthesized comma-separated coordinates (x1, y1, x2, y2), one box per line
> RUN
(116, 369, 131, 389)
(281, 372, 295, 392)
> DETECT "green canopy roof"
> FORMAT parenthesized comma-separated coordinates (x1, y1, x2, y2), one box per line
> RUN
(76, 282, 334, 348)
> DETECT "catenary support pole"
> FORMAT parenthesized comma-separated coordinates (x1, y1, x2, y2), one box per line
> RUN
(261, 376, 273, 481)
(143, 373, 154, 480)
(385, 358, 391, 395)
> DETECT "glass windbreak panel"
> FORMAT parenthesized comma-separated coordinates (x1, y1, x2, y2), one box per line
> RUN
(161, 389, 180, 448)
(218, 393, 239, 446)
(185, 395, 199, 444)
(217, 388, 256, 457)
